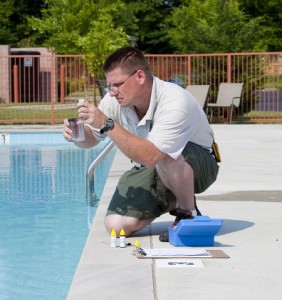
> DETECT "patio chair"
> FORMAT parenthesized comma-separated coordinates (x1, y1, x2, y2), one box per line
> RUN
(206, 83, 244, 123)
(96, 79, 109, 98)
(186, 85, 210, 108)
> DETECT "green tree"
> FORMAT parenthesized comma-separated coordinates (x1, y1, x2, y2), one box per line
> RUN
(1, 0, 281, 54)
(119, 0, 181, 53)
(0, 0, 45, 46)
(0, 0, 16, 45)
(167, 0, 265, 53)
(238, 0, 282, 51)
(29, 0, 129, 77)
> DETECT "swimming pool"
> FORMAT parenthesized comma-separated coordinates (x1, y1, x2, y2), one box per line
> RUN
(0, 133, 116, 300)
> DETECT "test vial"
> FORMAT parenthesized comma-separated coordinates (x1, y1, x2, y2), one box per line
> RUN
(68, 98, 86, 142)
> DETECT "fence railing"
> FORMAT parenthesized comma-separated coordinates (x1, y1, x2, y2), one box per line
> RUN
(0, 52, 281, 124)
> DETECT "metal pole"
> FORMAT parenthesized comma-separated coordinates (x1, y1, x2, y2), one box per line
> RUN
(13, 65, 19, 103)
(86, 141, 115, 206)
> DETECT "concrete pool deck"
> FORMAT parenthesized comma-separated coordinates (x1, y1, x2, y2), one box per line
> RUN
(66, 124, 282, 300)
(2, 124, 281, 299)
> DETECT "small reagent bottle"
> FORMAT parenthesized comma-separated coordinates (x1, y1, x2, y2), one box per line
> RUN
(110, 229, 117, 248)
(119, 229, 126, 248)
(68, 98, 86, 142)
(134, 240, 140, 248)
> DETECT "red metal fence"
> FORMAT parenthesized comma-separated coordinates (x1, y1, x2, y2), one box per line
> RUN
(0, 52, 281, 124)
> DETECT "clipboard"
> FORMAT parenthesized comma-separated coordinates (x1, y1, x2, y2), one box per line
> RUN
(134, 248, 229, 259)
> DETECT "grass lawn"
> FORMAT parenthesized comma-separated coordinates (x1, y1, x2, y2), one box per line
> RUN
(0, 102, 79, 124)
(1, 101, 282, 125)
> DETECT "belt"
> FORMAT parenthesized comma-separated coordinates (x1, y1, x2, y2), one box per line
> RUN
(131, 160, 145, 169)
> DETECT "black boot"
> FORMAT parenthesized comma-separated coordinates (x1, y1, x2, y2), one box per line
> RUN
(194, 196, 202, 216)
(159, 196, 201, 242)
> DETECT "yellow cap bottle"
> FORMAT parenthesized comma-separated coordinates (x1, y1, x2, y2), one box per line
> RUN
(134, 240, 140, 248)
(110, 229, 116, 248)
(119, 229, 126, 248)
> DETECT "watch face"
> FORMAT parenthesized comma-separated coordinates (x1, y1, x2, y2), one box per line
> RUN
(105, 118, 114, 129)
(100, 118, 114, 134)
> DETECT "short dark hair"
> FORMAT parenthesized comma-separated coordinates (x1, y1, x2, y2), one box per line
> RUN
(103, 47, 152, 78)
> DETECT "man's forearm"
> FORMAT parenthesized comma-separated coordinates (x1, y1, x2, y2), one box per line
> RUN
(107, 123, 165, 168)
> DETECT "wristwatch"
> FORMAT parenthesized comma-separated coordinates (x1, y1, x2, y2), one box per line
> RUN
(100, 118, 115, 134)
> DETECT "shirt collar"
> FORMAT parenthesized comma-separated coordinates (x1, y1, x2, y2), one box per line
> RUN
(122, 77, 158, 125)
(138, 77, 157, 125)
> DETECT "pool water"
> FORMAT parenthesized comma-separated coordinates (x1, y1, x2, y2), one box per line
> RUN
(0, 140, 115, 300)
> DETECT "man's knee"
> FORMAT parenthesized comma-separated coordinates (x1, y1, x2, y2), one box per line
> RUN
(104, 214, 141, 236)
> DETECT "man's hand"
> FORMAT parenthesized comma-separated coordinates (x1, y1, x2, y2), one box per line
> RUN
(63, 118, 73, 142)
(63, 101, 102, 148)
(76, 101, 107, 129)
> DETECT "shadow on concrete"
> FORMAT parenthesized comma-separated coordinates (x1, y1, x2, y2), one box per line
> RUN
(197, 190, 282, 202)
(132, 219, 254, 239)
(217, 219, 254, 236)
(132, 221, 172, 237)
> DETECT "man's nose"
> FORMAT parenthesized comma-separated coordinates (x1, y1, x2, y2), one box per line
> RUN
(109, 89, 119, 97)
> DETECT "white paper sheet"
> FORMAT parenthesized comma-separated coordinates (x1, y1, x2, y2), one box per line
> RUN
(142, 248, 211, 257)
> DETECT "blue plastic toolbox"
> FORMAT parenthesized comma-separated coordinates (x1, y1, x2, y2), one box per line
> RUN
(168, 216, 223, 246)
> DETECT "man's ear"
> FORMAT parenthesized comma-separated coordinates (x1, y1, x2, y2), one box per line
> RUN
(136, 69, 146, 84)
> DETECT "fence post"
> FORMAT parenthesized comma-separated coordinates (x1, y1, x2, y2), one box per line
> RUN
(50, 54, 55, 125)
(187, 55, 191, 85)
(60, 64, 65, 103)
(13, 65, 19, 103)
(227, 54, 231, 83)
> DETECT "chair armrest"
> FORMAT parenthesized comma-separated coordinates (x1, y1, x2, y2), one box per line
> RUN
(207, 103, 230, 108)
(232, 96, 241, 107)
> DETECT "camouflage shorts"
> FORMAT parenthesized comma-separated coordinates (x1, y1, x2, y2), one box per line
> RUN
(106, 142, 219, 219)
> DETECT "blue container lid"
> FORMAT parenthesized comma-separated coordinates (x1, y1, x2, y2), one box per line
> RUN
(172, 216, 223, 236)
